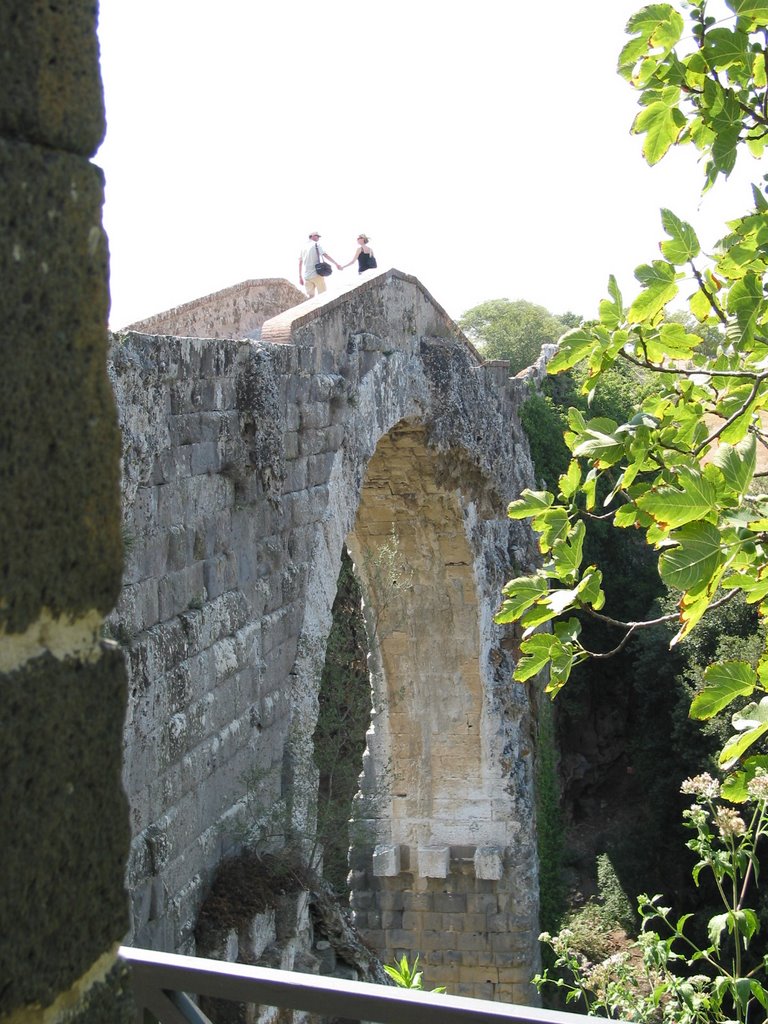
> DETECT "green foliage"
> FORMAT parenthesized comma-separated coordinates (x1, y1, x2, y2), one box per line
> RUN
(536, 772, 768, 1023)
(619, 0, 768, 186)
(458, 299, 580, 375)
(553, 901, 618, 966)
(520, 389, 572, 490)
(666, 310, 725, 357)
(597, 853, 638, 935)
(313, 548, 371, 892)
(497, 0, 768, 786)
(383, 954, 446, 994)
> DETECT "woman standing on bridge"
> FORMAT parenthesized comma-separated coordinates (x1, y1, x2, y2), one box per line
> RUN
(342, 234, 377, 274)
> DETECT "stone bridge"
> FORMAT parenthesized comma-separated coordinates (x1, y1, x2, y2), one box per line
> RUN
(110, 268, 542, 1002)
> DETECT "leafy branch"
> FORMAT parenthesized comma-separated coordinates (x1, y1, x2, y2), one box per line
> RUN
(497, 0, 768, 787)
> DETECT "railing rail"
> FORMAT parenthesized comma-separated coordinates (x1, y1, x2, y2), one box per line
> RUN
(120, 946, 605, 1024)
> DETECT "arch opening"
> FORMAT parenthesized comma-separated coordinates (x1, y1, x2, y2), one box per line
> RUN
(338, 417, 539, 1001)
(347, 420, 487, 856)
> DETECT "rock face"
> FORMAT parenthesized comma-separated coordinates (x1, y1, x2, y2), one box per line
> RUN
(110, 268, 542, 1001)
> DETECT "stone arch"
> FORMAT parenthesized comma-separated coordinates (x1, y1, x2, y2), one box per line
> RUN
(339, 415, 539, 1002)
(348, 418, 489, 850)
(110, 271, 542, 1000)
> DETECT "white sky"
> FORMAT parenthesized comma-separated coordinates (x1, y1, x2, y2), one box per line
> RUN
(96, 0, 760, 330)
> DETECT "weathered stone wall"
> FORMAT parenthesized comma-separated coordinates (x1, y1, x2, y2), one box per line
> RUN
(111, 270, 542, 998)
(1, 3, 133, 1021)
(121, 278, 305, 338)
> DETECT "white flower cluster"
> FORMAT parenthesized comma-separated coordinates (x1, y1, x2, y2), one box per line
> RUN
(680, 773, 720, 799)
(714, 806, 747, 838)
(747, 767, 768, 801)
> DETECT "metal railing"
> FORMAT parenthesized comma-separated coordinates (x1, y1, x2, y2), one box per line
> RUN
(120, 946, 603, 1024)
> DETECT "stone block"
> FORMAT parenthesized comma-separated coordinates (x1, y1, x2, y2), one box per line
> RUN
(204, 553, 238, 601)
(298, 427, 327, 457)
(300, 401, 331, 431)
(376, 890, 404, 911)
(421, 930, 458, 952)
(487, 911, 514, 933)
(417, 845, 449, 878)
(157, 563, 206, 620)
(456, 932, 487, 952)
(422, 966, 455, 986)
(464, 912, 489, 932)
(360, 928, 386, 948)
(131, 486, 161, 534)
(459, 965, 499, 984)
(401, 892, 431, 911)
(190, 441, 220, 476)
(459, 981, 495, 1000)
(380, 910, 402, 929)
(307, 451, 335, 488)
(372, 843, 401, 877)
(465, 892, 498, 914)
(283, 430, 299, 459)
(432, 892, 466, 914)
(474, 845, 504, 880)
(386, 929, 417, 948)
(349, 890, 373, 910)
(284, 457, 308, 493)
(350, 910, 368, 929)
(490, 932, 527, 954)
(400, 910, 422, 931)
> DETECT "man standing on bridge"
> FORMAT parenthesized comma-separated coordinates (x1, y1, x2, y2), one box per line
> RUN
(299, 231, 342, 298)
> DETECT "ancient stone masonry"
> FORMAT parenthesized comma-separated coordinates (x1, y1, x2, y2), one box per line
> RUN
(122, 278, 305, 340)
(109, 269, 543, 1002)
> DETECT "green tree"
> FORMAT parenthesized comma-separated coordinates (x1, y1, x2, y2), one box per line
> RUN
(458, 299, 580, 374)
(497, 0, 768, 796)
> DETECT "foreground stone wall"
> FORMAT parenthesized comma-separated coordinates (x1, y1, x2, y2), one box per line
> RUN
(111, 269, 542, 998)
(1, 3, 133, 1021)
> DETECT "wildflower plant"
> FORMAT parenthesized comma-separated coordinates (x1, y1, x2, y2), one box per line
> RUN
(383, 954, 446, 994)
(535, 770, 768, 1022)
